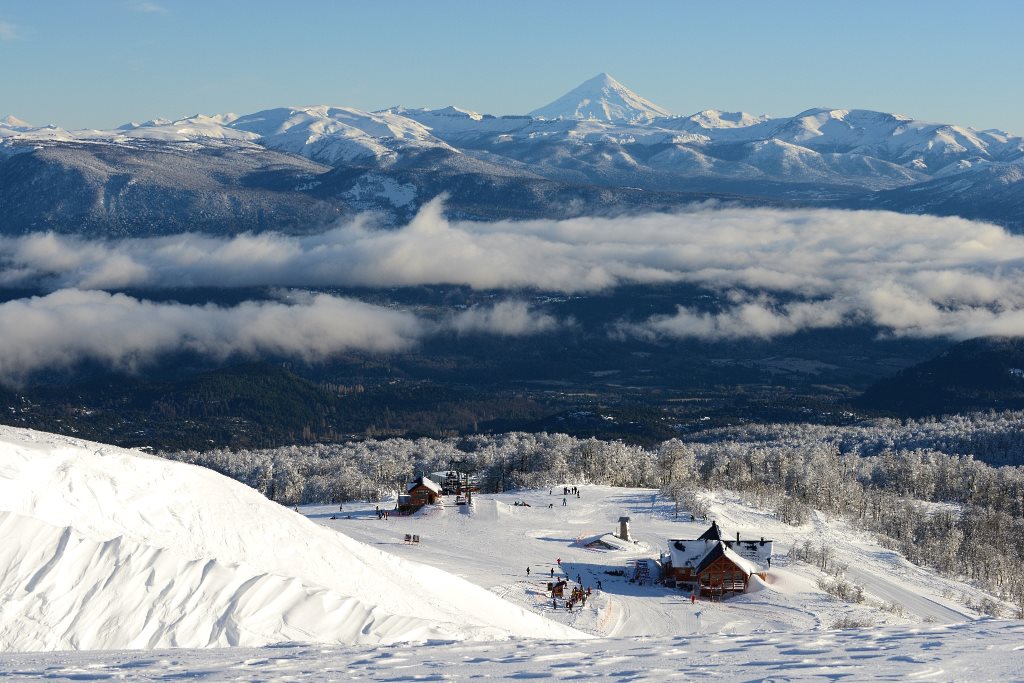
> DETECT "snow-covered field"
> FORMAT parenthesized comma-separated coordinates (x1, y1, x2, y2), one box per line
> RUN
(308, 486, 984, 637)
(4, 620, 1023, 681)
(1, 425, 1022, 681)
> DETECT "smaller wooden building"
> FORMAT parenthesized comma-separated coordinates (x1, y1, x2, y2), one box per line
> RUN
(397, 475, 442, 514)
(407, 476, 442, 506)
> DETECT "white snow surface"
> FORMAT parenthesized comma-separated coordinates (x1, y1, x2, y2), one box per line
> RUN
(0, 426, 584, 651)
(321, 486, 992, 640)
(1, 426, 1022, 678)
(5, 619, 1023, 681)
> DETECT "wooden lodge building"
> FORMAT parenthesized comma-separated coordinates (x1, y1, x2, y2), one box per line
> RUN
(397, 475, 442, 514)
(662, 521, 773, 598)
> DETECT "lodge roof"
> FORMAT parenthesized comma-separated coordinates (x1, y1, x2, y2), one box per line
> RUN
(698, 521, 723, 540)
(407, 476, 442, 494)
(694, 541, 761, 576)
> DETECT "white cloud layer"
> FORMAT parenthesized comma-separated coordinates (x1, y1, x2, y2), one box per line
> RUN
(0, 291, 559, 384)
(5, 199, 1024, 342)
(450, 301, 561, 337)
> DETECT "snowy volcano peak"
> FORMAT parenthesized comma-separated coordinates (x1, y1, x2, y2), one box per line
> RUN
(1, 114, 32, 129)
(529, 72, 672, 124)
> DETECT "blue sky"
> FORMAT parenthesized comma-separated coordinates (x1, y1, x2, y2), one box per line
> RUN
(2, 0, 1023, 133)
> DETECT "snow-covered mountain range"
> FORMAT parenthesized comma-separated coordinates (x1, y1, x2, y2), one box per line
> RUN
(2, 74, 1022, 236)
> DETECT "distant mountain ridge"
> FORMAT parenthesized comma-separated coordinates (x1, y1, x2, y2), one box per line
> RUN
(2, 74, 1022, 235)
(857, 337, 1024, 417)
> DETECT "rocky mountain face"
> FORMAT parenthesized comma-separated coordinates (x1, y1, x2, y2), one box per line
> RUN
(2, 74, 1022, 236)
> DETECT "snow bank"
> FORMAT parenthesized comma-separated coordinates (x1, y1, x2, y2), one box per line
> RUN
(0, 426, 585, 651)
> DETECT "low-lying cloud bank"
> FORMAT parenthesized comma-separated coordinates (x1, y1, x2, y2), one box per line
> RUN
(4, 199, 1024, 342)
(0, 291, 557, 384)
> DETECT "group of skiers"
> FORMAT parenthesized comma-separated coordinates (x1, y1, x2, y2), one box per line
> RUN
(375, 505, 390, 520)
(550, 486, 581, 507)
(539, 559, 596, 613)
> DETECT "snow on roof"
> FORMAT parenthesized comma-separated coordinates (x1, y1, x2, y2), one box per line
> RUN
(697, 521, 723, 540)
(669, 532, 772, 573)
(669, 538, 716, 568)
(692, 542, 761, 577)
(732, 538, 773, 568)
(721, 544, 762, 576)
(578, 532, 634, 551)
(407, 475, 442, 494)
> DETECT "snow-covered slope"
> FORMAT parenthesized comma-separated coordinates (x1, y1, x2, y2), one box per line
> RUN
(0, 426, 585, 651)
(227, 106, 454, 165)
(529, 72, 672, 123)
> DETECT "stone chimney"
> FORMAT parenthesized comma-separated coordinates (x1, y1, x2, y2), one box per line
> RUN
(618, 516, 631, 541)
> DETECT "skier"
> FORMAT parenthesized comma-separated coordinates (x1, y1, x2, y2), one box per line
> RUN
(562, 497, 567, 506)
(550, 568, 554, 578)
(597, 580, 603, 590)
(557, 558, 561, 566)
(526, 567, 531, 576)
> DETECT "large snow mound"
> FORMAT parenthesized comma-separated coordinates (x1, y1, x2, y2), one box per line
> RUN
(0, 426, 586, 651)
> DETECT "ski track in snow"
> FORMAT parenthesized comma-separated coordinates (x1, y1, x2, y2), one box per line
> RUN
(3, 620, 1023, 681)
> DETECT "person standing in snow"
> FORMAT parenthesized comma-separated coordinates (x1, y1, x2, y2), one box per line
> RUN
(526, 567, 531, 576)
(690, 590, 696, 604)
(597, 580, 603, 590)
(562, 497, 567, 506)
(550, 568, 554, 578)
